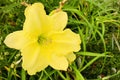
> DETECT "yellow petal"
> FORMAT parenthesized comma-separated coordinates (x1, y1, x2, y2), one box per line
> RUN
(50, 29, 81, 55)
(66, 52, 76, 63)
(51, 11, 68, 31)
(49, 54, 68, 70)
(4, 31, 26, 49)
(23, 3, 52, 35)
(21, 43, 48, 75)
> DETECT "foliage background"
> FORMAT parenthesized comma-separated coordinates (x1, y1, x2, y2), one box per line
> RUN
(0, 0, 120, 80)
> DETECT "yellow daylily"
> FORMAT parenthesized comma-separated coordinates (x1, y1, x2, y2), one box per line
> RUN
(4, 3, 81, 75)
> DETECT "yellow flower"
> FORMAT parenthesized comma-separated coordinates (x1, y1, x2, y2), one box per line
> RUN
(4, 3, 81, 75)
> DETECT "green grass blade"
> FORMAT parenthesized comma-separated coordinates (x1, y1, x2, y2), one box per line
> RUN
(21, 68, 26, 80)
(80, 56, 100, 72)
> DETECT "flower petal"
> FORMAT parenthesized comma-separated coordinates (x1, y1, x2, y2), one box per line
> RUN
(50, 29, 81, 55)
(51, 11, 68, 31)
(21, 43, 48, 75)
(23, 3, 52, 35)
(50, 54, 68, 70)
(66, 52, 76, 63)
(4, 31, 26, 49)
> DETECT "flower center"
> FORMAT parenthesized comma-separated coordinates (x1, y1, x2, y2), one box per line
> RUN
(37, 35, 51, 45)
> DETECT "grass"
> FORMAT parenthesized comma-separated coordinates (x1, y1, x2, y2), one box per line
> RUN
(0, 0, 120, 80)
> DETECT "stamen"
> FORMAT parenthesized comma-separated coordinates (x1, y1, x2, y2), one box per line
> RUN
(38, 36, 46, 44)
(37, 35, 52, 45)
